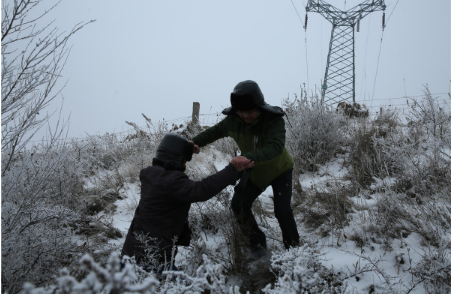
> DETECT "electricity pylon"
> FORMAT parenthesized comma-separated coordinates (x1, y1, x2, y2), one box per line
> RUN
(305, 0, 386, 105)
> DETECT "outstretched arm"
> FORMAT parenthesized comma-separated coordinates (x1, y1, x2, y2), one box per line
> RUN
(169, 157, 254, 203)
(190, 117, 229, 152)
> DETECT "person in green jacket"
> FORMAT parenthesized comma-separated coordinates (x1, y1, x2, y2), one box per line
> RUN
(190, 80, 299, 259)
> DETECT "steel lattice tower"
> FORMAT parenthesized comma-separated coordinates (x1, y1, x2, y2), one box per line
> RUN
(305, 0, 386, 105)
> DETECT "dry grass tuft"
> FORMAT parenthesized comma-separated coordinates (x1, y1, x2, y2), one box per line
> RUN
(296, 184, 354, 235)
(346, 111, 402, 189)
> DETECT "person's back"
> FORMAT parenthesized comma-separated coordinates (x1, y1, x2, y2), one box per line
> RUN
(122, 164, 192, 266)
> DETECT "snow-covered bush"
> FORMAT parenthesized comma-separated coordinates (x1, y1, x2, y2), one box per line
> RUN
(263, 245, 345, 293)
(218, 203, 250, 275)
(81, 116, 170, 180)
(347, 87, 450, 245)
(23, 252, 160, 294)
(407, 85, 451, 147)
(159, 254, 242, 294)
(183, 187, 253, 278)
(1, 137, 126, 293)
(1, 1, 94, 292)
(346, 108, 403, 188)
(348, 86, 450, 193)
(23, 252, 242, 294)
(349, 188, 450, 251)
(400, 86, 451, 196)
(283, 87, 346, 174)
(409, 236, 451, 293)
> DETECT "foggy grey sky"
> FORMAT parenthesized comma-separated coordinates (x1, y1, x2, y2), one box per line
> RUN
(24, 0, 451, 139)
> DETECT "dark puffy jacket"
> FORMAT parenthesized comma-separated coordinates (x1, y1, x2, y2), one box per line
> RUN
(121, 163, 238, 264)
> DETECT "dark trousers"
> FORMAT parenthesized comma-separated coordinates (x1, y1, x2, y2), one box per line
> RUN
(231, 169, 300, 250)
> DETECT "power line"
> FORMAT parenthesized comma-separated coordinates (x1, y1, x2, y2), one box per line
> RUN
(365, 102, 450, 109)
(289, 0, 310, 89)
(200, 113, 222, 116)
(320, 13, 322, 63)
(369, 0, 402, 102)
(27, 93, 450, 144)
(290, 0, 304, 25)
(304, 35, 310, 90)
(359, 15, 372, 99)
(361, 93, 449, 102)
(385, 0, 401, 28)
(371, 30, 384, 104)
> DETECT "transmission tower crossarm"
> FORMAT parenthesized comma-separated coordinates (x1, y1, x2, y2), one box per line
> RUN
(306, 0, 386, 26)
(347, 0, 386, 21)
(305, 0, 343, 24)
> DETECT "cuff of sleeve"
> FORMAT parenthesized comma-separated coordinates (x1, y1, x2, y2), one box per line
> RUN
(191, 136, 201, 147)
(226, 163, 239, 183)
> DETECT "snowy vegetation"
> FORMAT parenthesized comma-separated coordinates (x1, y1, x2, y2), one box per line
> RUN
(3, 87, 450, 293)
(2, 1, 450, 294)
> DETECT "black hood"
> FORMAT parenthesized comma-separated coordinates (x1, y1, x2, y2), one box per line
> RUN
(155, 133, 194, 168)
(223, 80, 284, 117)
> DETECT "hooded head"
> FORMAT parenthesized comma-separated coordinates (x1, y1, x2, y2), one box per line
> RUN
(230, 80, 264, 112)
(154, 133, 194, 171)
(223, 80, 285, 117)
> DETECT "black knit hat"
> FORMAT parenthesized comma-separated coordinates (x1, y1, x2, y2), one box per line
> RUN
(155, 133, 194, 168)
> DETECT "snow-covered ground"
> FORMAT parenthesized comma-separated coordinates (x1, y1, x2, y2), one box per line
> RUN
(106, 147, 445, 293)
(13, 99, 449, 293)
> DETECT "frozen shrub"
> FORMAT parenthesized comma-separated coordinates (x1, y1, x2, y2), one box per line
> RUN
(401, 86, 451, 196)
(2, 130, 146, 293)
(125, 113, 169, 167)
(346, 108, 403, 188)
(184, 151, 230, 235)
(188, 197, 227, 236)
(23, 252, 241, 294)
(1, 141, 89, 293)
(353, 190, 450, 248)
(263, 245, 345, 293)
(185, 187, 252, 277)
(354, 86, 451, 196)
(365, 191, 415, 241)
(409, 237, 451, 293)
(159, 254, 242, 294)
(347, 87, 451, 197)
(23, 252, 160, 294)
(220, 206, 250, 275)
(283, 87, 346, 174)
(407, 85, 451, 147)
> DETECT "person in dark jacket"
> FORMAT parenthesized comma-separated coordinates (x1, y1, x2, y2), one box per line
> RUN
(190, 80, 300, 258)
(121, 133, 254, 270)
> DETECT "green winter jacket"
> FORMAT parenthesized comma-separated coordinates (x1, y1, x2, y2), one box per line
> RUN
(191, 114, 294, 190)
